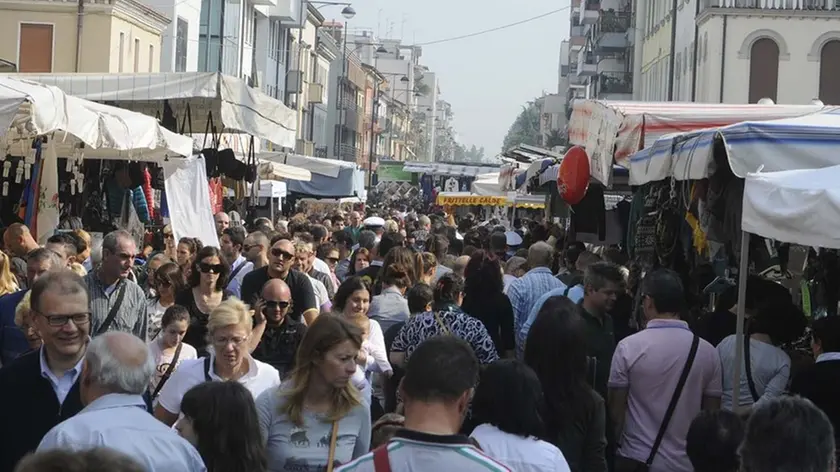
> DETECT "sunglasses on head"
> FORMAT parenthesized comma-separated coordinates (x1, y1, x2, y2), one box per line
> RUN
(198, 262, 224, 274)
(270, 248, 295, 260)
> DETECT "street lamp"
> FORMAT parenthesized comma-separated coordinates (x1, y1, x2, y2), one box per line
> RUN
(340, 6, 355, 18)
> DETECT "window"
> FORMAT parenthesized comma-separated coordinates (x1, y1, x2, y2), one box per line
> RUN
(148, 45, 154, 72)
(818, 40, 840, 105)
(748, 38, 780, 103)
(243, 1, 256, 46)
(119, 32, 125, 72)
(18, 23, 53, 72)
(175, 17, 188, 72)
(269, 21, 278, 60)
(134, 38, 140, 72)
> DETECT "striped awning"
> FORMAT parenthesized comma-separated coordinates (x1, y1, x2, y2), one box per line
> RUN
(402, 162, 499, 178)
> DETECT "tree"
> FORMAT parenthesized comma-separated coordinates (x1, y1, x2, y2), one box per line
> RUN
(545, 129, 568, 149)
(465, 145, 485, 161)
(502, 101, 541, 152)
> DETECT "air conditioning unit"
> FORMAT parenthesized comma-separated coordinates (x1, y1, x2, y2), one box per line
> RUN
(286, 70, 303, 94)
(308, 83, 324, 104)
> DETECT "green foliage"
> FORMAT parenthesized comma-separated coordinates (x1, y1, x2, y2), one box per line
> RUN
(502, 101, 541, 152)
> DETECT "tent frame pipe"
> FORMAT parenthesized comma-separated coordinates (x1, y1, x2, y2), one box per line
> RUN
(732, 230, 750, 413)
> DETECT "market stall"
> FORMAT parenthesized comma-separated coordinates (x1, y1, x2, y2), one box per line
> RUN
(0, 76, 193, 243)
(569, 100, 828, 185)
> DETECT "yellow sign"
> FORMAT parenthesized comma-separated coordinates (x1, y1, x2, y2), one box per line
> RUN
(437, 195, 506, 206)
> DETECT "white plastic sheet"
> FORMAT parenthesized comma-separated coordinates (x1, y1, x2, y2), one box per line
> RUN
(163, 155, 219, 248)
(742, 165, 840, 249)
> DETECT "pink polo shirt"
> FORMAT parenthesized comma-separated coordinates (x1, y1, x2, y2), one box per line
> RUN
(608, 318, 722, 472)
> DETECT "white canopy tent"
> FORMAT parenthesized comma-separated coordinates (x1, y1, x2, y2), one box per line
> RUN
(11, 72, 297, 149)
(258, 152, 356, 178)
(0, 76, 194, 243)
(730, 166, 840, 411)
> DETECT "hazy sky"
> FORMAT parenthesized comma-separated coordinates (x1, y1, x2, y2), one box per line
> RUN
(327, 0, 570, 158)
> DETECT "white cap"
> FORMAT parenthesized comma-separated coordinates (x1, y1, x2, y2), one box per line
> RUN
(505, 231, 523, 247)
(363, 216, 385, 228)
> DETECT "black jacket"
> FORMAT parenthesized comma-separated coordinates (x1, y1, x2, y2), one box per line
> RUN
(0, 350, 85, 472)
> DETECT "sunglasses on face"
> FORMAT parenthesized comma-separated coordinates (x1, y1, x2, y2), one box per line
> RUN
(198, 262, 224, 274)
(270, 248, 295, 260)
(164, 232, 173, 239)
(263, 300, 291, 310)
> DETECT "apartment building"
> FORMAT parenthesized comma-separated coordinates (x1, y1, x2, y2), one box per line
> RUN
(559, 0, 635, 119)
(635, 0, 840, 105)
(0, 0, 169, 73)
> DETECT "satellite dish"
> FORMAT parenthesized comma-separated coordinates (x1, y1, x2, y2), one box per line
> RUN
(757, 98, 775, 105)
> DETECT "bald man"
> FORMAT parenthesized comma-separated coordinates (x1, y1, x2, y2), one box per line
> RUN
(38, 332, 205, 471)
(251, 279, 307, 378)
(4, 223, 39, 288)
(214, 212, 230, 236)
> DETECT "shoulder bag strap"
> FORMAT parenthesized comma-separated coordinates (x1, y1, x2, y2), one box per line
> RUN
(151, 342, 183, 398)
(203, 356, 212, 382)
(326, 421, 339, 472)
(373, 445, 392, 472)
(433, 311, 450, 335)
(744, 334, 760, 402)
(226, 261, 246, 288)
(96, 283, 127, 335)
(645, 334, 700, 467)
(563, 285, 573, 298)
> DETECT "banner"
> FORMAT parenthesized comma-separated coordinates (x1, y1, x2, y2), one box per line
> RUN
(436, 195, 506, 206)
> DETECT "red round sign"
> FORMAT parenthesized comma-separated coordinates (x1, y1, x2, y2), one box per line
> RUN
(557, 146, 591, 205)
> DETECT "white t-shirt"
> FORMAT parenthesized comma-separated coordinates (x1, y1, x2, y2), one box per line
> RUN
(157, 354, 281, 416)
(313, 257, 331, 275)
(470, 423, 571, 472)
(146, 299, 168, 340)
(306, 274, 330, 310)
(147, 338, 198, 393)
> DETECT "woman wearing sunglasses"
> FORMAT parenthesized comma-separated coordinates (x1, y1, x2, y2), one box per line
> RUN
(177, 246, 231, 357)
(146, 262, 184, 340)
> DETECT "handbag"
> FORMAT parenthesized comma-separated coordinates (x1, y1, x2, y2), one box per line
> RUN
(326, 421, 339, 472)
(615, 335, 700, 472)
(373, 444, 392, 472)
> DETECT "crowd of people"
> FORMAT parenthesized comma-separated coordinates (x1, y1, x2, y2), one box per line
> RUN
(0, 207, 836, 472)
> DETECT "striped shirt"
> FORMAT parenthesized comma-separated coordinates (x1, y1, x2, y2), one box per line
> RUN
(335, 429, 511, 472)
(506, 267, 564, 359)
(84, 271, 148, 341)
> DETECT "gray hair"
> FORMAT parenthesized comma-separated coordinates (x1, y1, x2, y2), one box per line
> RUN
(418, 215, 431, 226)
(358, 230, 377, 251)
(148, 252, 173, 265)
(30, 269, 87, 314)
(102, 230, 133, 255)
(85, 332, 155, 395)
(27, 247, 63, 268)
(740, 396, 835, 472)
(527, 242, 554, 269)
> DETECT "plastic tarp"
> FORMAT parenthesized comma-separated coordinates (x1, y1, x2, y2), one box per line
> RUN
(163, 155, 219, 248)
(569, 99, 827, 185)
(259, 152, 355, 178)
(0, 76, 193, 158)
(257, 161, 311, 181)
(403, 162, 500, 177)
(287, 165, 367, 199)
(12, 72, 297, 149)
(628, 107, 840, 185)
(742, 165, 840, 249)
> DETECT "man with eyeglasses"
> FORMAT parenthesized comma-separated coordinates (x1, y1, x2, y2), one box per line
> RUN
(241, 235, 318, 325)
(84, 230, 148, 341)
(0, 270, 90, 471)
(251, 279, 306, 378)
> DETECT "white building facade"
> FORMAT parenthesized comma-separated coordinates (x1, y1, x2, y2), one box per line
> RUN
(139, 0, 202, 72)
(696, 0, 840, 105)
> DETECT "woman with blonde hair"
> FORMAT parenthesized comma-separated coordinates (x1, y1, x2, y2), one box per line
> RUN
(0, 251, 19, 297)
(154, 297, 280, 426)
(414, 252, 437, 286)
(13, 291, 41, 353)
(257, 314, 370, 471)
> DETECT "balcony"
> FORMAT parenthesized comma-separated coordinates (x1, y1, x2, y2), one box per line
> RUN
(577, 52, 598, 76)
(597, 71, 633, 98)
(593, 12, 631, 53)
(597, 56, 627, 74)
(701, 0, 840, 11)
(339, 143, 361, 163)
(580, 0, 600, 25)
(570, 35, 586, 51)
(314, 146, 328, 158)
(340, 108, 359, 131)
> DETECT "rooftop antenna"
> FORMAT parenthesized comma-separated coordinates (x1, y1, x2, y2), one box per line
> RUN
(377, 9, 382, 38)
(400, 14, 407, 41)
